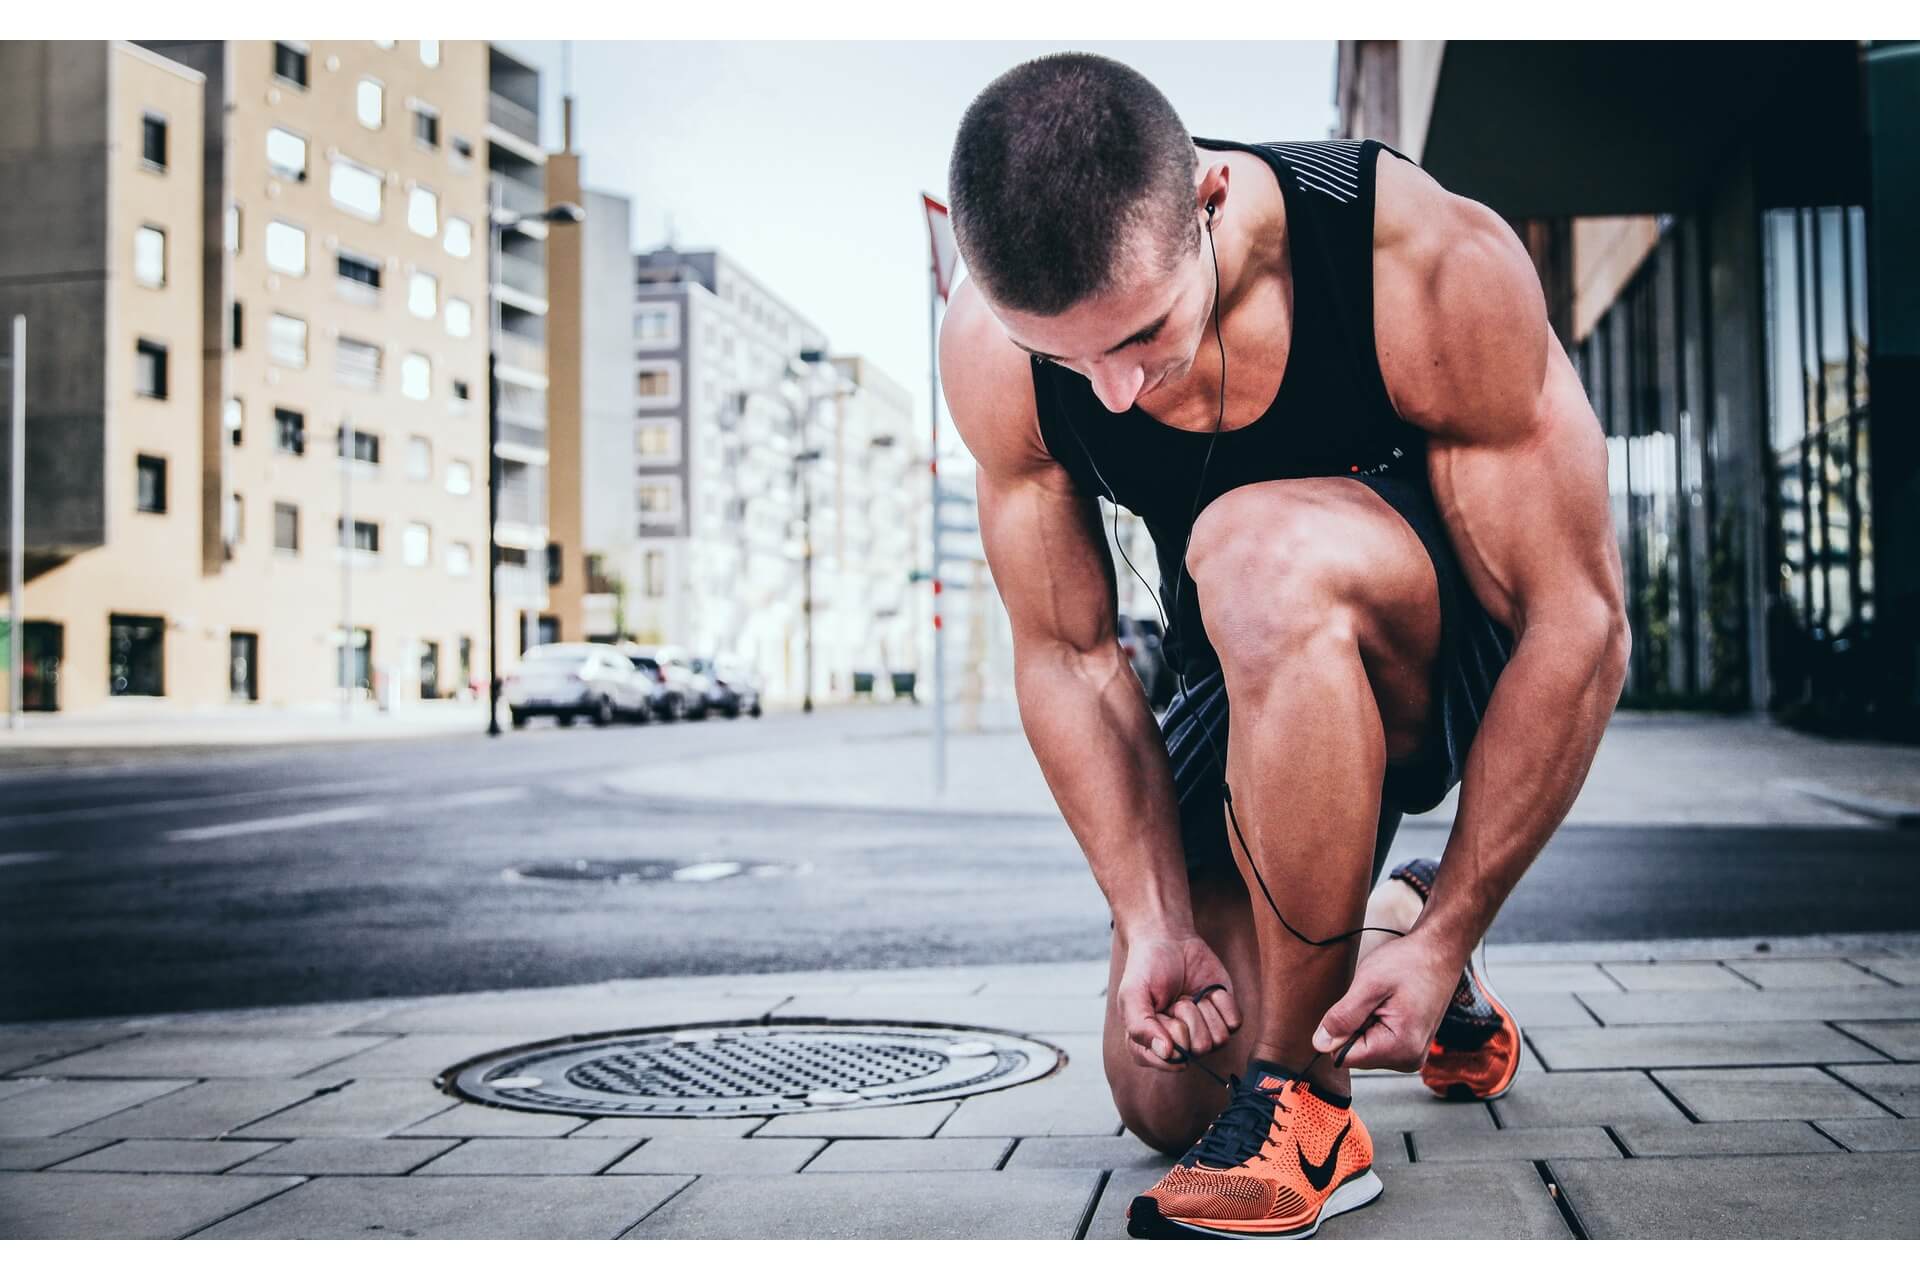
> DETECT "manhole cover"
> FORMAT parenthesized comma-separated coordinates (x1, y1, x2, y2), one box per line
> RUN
(443, 1021, 1063, 1116)
(502, 858, 794, 885)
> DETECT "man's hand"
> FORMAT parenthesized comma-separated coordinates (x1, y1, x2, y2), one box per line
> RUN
(1116, 932, 1243, 1073)
(1310, 931, 1461, 1072)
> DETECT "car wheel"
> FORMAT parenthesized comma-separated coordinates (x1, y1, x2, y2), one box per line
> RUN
(748, 700, 762, 718)
(557, 714, 576, 727)
(592, 696, 614, 727)
(510, 710, 529, 729)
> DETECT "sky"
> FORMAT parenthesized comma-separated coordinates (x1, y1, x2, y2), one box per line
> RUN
(497, 40, 1338, 440)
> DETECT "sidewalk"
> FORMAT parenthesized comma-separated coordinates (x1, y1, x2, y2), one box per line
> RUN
(2, 933, 1917, 1239)
(0, 697, 489, 751)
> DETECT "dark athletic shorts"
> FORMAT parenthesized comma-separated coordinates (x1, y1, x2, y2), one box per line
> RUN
(1157, 470, 1515, 887)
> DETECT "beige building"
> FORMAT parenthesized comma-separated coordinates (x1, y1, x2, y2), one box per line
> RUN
(0, 40, 495, 713)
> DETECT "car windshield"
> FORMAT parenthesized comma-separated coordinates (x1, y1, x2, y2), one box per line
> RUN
(629, 656, 659, 672)
(521, 654, 584, 670)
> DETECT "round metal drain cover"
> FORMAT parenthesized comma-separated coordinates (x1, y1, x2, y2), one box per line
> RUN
(444, 1021, 1063, 1117)
(503, 858, 792, 885)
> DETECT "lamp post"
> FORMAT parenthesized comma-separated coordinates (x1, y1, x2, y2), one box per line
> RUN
(486, 186, 583, 737)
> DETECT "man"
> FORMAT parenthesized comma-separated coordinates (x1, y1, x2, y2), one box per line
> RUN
(939, 53, 1628, 1239)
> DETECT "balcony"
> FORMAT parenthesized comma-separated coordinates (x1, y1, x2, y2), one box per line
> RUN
(496, 330, 545, 378)
(488, 92, 539, 146)
(496, 252, 546, 302)
(494, 172, 547, 221)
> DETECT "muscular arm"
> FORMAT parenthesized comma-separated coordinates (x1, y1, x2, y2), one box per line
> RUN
(1376, 160, 1632, 970)
(939, 280, 1195, 941)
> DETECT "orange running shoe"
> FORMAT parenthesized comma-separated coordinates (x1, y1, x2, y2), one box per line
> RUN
(1388, 859, 1524, 1101)
(1127, 1062, 1382, 1240)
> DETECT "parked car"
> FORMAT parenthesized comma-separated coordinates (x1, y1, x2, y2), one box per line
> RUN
(1117, 614, 1176, 710)
(505, 643, 652, 728)
(653, 646, 714, 719)
(696, 656, 763, 718)
(621, 645, 704, 721)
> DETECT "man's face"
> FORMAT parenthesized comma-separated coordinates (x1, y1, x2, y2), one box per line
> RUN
(991, 220, 1212, 416)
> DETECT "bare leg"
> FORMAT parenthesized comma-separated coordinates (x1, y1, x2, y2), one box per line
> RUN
(1357, 878, 1424, 967)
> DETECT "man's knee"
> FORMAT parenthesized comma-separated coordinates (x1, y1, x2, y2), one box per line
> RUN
(1110, 1080, 1213, 1156)
(1185, 489, 1366, 675)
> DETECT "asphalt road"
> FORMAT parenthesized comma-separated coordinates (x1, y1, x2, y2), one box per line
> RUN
(3, 709, 1917, 1022)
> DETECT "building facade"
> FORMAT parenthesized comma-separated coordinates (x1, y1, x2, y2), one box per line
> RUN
(1337, 40, 1918, 739)
(1, 39, 495, 713)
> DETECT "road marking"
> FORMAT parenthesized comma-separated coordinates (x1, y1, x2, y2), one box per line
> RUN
(0, 851, 60, 867)
(163, 787, 530, 843)
(671, 861, 745, 882)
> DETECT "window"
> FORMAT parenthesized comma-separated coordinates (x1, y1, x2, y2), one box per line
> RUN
(634, 305, 677, 345)
(636, 365, 676, 401)
(402, 522, 431, 567)
(452, 379, 471, 403)
(274, 407, 306, 455)
(338, 427, 380, 465)
(265, 220, 307, 276)
(225, 493, 244, 548)
(268, 312, 307, 368)
(447, 541, 472, 576)
(443, 216, 471, 259)
(135, 340, 168, 399)
(411, 104, 440, 150)
(356, 78, 383, 128)
(335, 336, 382, 390)
(230, 300, 243, 351)
(408, 270, 437, 319)
(451, 135, 474, 167)
(546, 541, 562, 586)
(266, 127, 307, 181)
(644, 550, 667, 598)
(225, 397, 244, 446)
(329, 157, 382, 219)
(408, 186, 438, 238)
(336, 249, 382, 295)
(373, 39, 394, 49)
(419, 39, 439, 68)
(225, 203, 241, 253)
(274, 501, 299, 552)
(109, 615, 165, 697)
(273, 41, 308, 88)
(141, 113, 167, 169)
(636, 422, 677, 459)
(337, 518, 380, 553)
(406, 435, 431, 480)
(136, 455, 168, 512)
(445, 459, 473, 495)
(401, 353, 430, 401)
(337, 627, 372, 692)
(444, 297, 471, 338)
(134, 225, 166, 287)
(638, 480, 678, 519)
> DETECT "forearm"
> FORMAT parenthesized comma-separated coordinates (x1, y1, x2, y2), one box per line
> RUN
(1415, 616, 1629, 965)
(1014, 642, 1194, 939)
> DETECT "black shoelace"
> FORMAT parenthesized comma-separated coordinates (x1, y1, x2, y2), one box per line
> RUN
(1183, 1073, 1293, 1169)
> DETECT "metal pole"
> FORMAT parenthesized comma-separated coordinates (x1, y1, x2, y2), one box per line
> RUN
(928, 268, 946, 793)
(340, 413, 352, 720)
(801, 396, 814, 715)
(486, 188, 505, 736)
(8, 315, 23, 729)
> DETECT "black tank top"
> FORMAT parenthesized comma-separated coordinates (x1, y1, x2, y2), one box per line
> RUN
(1031, 136, 1424, 678)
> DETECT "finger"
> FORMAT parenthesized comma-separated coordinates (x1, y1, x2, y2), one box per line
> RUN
(1313, 973, 1389, 1053)
(1157, 1012, 1193, 1059)
(1130, 1024, 1185, 1073)
(1168, 999, 1211, 1056)
(1204, 985, 1244, 1034)
(1188, 993, 1230, 1047)
(1325, 1016, 1400, 1073)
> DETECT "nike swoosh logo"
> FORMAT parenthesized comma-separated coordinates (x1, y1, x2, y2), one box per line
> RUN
(1297, 1120, 1351, 1191)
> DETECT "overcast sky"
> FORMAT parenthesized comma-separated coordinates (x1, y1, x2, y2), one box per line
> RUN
(498, 40, 1338, 437)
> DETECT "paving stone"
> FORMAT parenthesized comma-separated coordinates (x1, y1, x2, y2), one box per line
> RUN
(754, 1101, 957, 1139)
(605, 1135, 824, 1174)
(0, 1029, 141, 1076)
(1859, 958, 1920, 985)
(220, 1137, 460, 1175)
(231, 1079, 457, 1138)
(412, 1137, 638, 1175)
(111, 1003, 415, 1038)
(1410, 1125, 1619, 1162)
(625, 1169, 1100, 1239)
(1490, 1071, 1691, 1128)
(0, 1077, 49, 1102)
(1002, 1134, 1167, 1170)
(1472, 963, 1621, 994)
(343, 992, 782, 1036)
(49, 1138, 283, 1173)
(0, 1171, 304, 1239)
(1083, 1159, 1569, 1239)
(1815, 1118, 1920, 1152)
(31, 1033, 390, 1079)
(0, 1137, 122, 1170)
(570, 1115, 765, 1138)
(195, 1173, 690, 1239)
(1500, 990, 1600, 1028)
(1834, 1021, 1920, 1060)
(940, 1072, 1122, 1138)
(399, 1103, 585, 1137)
(1653, 1068, 1892, 1121)
(1612, 1121, 1841, 1157)
(1349, 1076, 1497, 1132)
(1830, 1063, 1920, 1116)
(293, 1034, 512, 1080)
(1532, 1022, 1878, 1069)
(772, 993, 1104, 1034)
(806, 1137, 1010, 1172)
(1725, 959, 1895, 989)
(0, 1078, 195, 1138)
(1581, 987, 1920, 1026)
(65, 1078, 344, 1139)
(1551, 1152, 1920, 1238)
(1600, 962, 1752, 992)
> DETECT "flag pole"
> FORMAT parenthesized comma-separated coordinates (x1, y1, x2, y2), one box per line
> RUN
(928, 256, 947, 795)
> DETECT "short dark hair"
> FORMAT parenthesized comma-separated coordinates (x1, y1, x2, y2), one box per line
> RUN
(948, 52, 1199, 316)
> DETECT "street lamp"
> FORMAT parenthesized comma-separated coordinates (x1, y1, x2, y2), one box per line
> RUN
(486, 190, 583, 738)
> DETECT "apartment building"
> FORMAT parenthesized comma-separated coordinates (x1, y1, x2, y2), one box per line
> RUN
(0, 40, 494, 712)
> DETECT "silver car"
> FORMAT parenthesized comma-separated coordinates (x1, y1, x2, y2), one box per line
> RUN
(505, 643, 652, 728)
